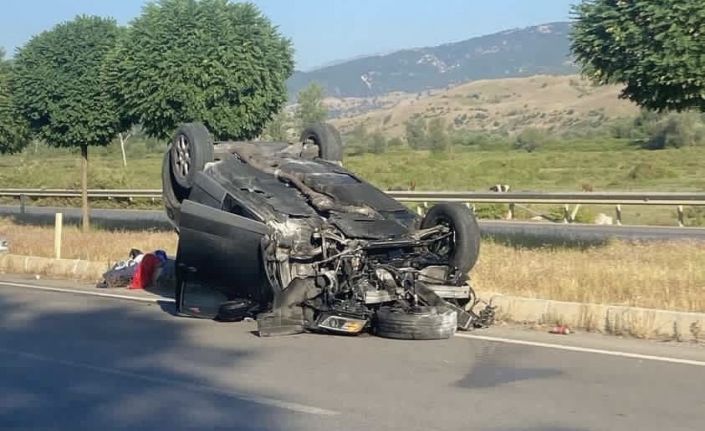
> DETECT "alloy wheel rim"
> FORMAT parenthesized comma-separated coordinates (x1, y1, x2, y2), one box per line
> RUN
(174, 134, 191, 178)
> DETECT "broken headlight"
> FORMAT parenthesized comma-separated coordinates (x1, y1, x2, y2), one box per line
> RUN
(317, 313, 368, 334)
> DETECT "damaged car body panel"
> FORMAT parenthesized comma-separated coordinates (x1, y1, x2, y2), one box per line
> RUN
(166, 122, 493, 339)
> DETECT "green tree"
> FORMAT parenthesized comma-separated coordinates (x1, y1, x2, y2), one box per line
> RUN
(344, 123, 368, 155)
(105, 0, 293, 140)
(368, 132, 387, 154)
(0, 48, 30, 154)
(295, 83, 327, 129)
(571, 0, 705, 112)
(427, 118, 449, 153)
(263, 109, 291, 141)
(12, 16, 125, 231)
(405, 116, 427, 150)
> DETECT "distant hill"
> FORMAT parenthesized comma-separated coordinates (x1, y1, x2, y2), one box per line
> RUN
(327, 75, 638, 137)
(288, 22, 577, 98)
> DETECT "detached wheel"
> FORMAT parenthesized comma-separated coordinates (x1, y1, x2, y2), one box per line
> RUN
(375, 306, 457, 340)
(300, 122, 343, 163)
(170, 122, 214, 189)
(421, 203, 481, 281)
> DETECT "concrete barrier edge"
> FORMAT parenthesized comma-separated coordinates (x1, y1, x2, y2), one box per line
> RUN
(477, 290, 705, 342)
(0, 254, 106, 282)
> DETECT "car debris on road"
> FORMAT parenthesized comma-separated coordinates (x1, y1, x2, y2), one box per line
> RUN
(98, 248, 173, 290)
(162, 122, 494, 340)
(549, 324, 572, 335)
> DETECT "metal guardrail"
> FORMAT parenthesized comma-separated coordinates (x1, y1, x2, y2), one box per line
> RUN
(0, 188, 162, 199)
(2, 188, 704, 226)
(389, 191, 705, 226)
(387, 191, 705, 206)
(2, 188, 704, 204)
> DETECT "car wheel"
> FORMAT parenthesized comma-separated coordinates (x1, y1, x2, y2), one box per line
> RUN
(300, 122, 343, 163)
(421, 203, 481, 280)
(375, 306, 457, 340)
(162, 148, 189, 229)
(170, 122, 214, 189)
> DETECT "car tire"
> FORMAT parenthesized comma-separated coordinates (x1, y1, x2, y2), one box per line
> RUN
(170, 122, 214, 189)
(162, 148, 189, 229)
(421, 203, 481, 279)
(375, 306, 457, 340)
(300, 122, 343, 163)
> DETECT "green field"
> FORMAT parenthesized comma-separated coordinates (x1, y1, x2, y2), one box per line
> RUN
(347, 140, 705, 192)
(1, 138, 703, 225)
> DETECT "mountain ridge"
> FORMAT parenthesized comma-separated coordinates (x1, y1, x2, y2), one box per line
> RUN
(288, 21, 577, 98)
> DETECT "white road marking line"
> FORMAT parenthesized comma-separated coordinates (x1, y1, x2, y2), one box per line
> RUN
(0, 347, 338, 416)
(5, 279, 705, 368)
(0, 280, 174, 304)
(455, 333, 705, 367)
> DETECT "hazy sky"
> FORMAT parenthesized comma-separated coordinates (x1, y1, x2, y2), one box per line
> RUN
(0, 0, 576, 70)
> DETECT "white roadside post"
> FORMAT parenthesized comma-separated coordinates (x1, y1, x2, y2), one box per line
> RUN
(54, 213, 63, 259)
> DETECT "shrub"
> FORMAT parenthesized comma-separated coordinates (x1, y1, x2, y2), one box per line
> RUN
(513, 128, 549, 152)
(427, 118, 449, 153)
(387, 137, 404, 148)
(368, 132, 387, 154)
(404, 116, 427, 150)
(343, 124, 369, 156)
(642, 112, 705, 150)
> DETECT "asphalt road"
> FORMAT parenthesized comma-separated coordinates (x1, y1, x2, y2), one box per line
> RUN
(3, 204, 705, 243)
(1, 277, 704, 431)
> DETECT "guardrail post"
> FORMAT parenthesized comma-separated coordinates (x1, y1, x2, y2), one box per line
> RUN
(19, 194, 27, 215)
(54, 213, 63, 259)
(570, 204, 581, 223)
(615, 205, 622, 226)
(563, 204, 570, 223)
(507, 203, 515, 220)
(677, 205, 684, 227)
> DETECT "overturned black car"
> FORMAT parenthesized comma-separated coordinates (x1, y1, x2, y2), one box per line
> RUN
(163, 122, 493, 339)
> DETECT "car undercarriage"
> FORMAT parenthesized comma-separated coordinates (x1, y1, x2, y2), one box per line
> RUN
(165, 122, 494, 340)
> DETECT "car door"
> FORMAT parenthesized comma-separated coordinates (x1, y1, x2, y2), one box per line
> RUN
(175, 199, 269, 318)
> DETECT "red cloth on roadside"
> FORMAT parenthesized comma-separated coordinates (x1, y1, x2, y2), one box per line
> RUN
(129, 253, 160, 290)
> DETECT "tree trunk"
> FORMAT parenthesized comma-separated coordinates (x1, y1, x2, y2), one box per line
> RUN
(81, 144, 90, 233)
(119, 132, 127, 167)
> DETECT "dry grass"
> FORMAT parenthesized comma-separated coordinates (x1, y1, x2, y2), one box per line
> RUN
(330, 74, 638, 136)
(474, 240, 705, 313)
(2, 218, 704, 313)
(0, 218, 178, 263)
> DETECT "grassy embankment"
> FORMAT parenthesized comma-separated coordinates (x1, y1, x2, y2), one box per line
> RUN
(1, 137, 703, 225)
(2, 218, 704, 313)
